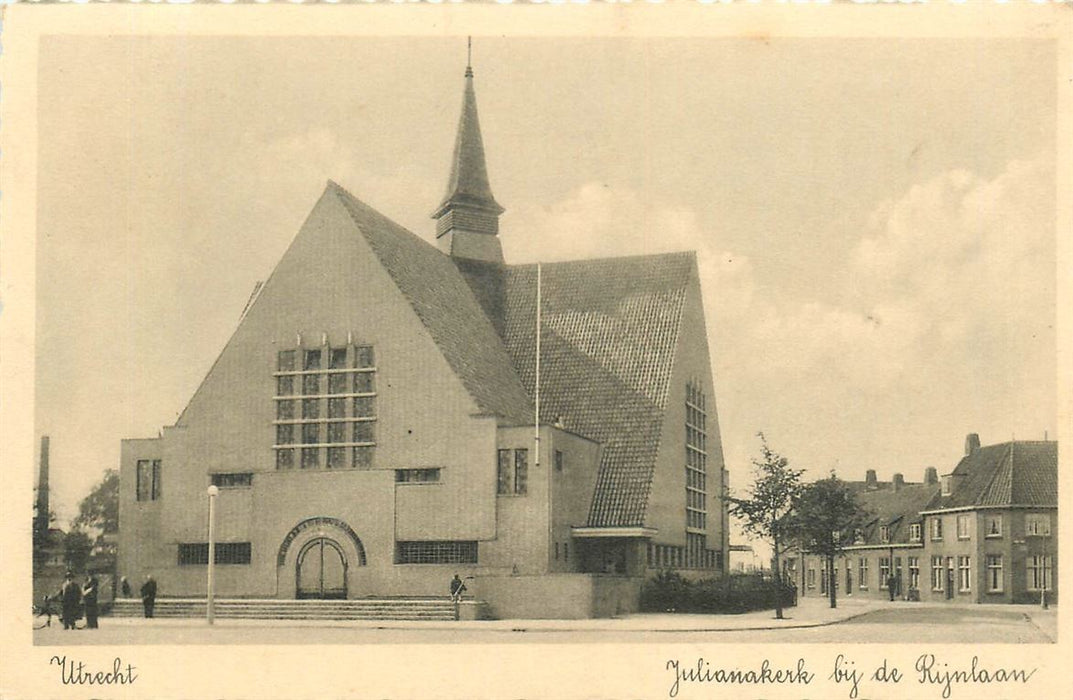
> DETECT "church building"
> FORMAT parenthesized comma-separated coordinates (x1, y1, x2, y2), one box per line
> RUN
(118, 56, 729, 618)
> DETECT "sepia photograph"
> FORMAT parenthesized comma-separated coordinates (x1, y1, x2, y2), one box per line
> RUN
(2, 3, 1070, 699)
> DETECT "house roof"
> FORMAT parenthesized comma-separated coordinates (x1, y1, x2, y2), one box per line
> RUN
(501, 253, 694, 527)
(923, 441, 1058, 512)
(332, 183, 532, 426)
(852, 482, 939, 546)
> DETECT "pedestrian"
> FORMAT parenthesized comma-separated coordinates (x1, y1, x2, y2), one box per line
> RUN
(449, 573, 466, 603)
(58, 571, 82, 630)
(887, 574, 897, 602)
(140, 574, 157, 618)
(82, 573, 100, 629)
(120, 576, 132, 598)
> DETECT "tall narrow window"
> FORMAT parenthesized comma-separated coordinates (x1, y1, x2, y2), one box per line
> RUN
(957, 556, 971, 592)
(956, 514, 971, 540)
(1027, 555, 1052, 591)
(931, 556, 944, 591)
(514, 449, 528, 495)
(986, 555, 1003, 592)
(685, 381, 708, 531)
(497, 449, 511, 495)
(136, 460, 161, 501)
(858, 557, 869, 590)
(879, 557, 891, 588)
(907, 557, 920, 590)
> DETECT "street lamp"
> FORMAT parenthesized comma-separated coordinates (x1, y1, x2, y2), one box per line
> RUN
(207, 484, 219, 625)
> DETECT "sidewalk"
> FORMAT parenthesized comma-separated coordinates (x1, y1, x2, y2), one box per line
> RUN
(91, 596, 880, 633)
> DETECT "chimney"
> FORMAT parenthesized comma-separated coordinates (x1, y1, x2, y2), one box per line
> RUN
(892, 473, 905, 492)
(865, 469, 877, 490)
(924, 467, 938, 485)
(964, 433, 981, 456)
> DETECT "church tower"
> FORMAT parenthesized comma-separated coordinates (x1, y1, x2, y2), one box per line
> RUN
(431, 42, 505, 264)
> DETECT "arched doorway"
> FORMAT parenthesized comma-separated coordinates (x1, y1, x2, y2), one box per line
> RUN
(296, 537, 347, 599)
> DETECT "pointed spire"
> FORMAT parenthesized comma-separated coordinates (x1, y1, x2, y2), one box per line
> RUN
(432, 39, 504, 238)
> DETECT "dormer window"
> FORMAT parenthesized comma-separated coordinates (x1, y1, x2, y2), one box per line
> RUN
(941, 475, 952, 496)
(909, 523, 922, 542)
(879, 526, 891, 544)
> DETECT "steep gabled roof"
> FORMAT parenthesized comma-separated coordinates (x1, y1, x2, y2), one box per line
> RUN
(923, 440, 1058, 511)
(331, 182, 532, 425)
(853, 482, 939, 546)
(501, 252, 694, 527)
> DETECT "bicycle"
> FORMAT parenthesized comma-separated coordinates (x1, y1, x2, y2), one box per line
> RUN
(32, 596, 56, 629)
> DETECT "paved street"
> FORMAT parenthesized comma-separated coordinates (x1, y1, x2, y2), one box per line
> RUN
(33, 601, 1054, 645)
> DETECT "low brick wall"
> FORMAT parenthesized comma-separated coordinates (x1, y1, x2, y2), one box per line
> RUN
(474, 574, 641, 619)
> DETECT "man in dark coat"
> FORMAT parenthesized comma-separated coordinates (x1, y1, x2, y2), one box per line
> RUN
(59, 571, 82, 630)
(140, 574, 157, 618)
(82, 574, 100, 629)
(449, 574, 466, 603)
(120, 576, 132, 598)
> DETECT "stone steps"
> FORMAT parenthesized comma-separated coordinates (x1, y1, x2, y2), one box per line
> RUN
(109, 598, 462, 621)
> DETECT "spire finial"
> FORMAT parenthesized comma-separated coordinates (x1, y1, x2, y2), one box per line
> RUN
(466, 36, 473, 78)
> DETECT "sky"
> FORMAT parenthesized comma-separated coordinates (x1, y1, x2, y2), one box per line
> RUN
(34, 35, 1057, 536)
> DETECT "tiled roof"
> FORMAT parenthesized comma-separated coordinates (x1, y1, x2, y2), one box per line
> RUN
(924, 441, 1058, 511)
(501, 253, 694, 527)
(852, 482, 939, 546)
(331, 183, 532, 426)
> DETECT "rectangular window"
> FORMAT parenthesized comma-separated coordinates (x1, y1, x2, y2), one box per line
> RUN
(497, 449, 512, 495)
(908, 556, 920, 590)
(879, 525, 890, 544)
(514, 449, 528, 495)
(178, 542, 251, 566)
(858, 557, 869, 590)
(276, 424, 295, 445)
(327, 422, 346, 444)
(1026, 555, 1052, 591)
(985, 514, 1003, 538)
(807, 566, 816, 589)
(958, 556, 971, 592)
(986, 555, 1003, 592)
(930, 517, 943, 541)
(353, 421, 375, 444)
(352, 396, 375, 417)
(909, 523, 922, 542)
(277, 399, 296, 420)
(879, 557, 891, 589)
(685, 381, 708, 532)
(304, 349, 321, 371)
(956, 514, 971, 540)
(1025, 514, 1051, 537)
(931, 556, 944, 591)
(135, 460, 161, 501)
(353, 446, 374, 469)
(329, 347, 348, 370)
(328, 373, 348, 394)
(326, 446, 347, 469)
(354, 345, 375, 368)
(394, 541, 477, 565)
(210, 473, 253, 488)
(941, 475, 952, 496)
(564, 542, 569, 561)
(395, 468, 441, 483)
(353, 373, 374, 393)
(555, 449, 564, 472)
(277, 375, 295, 396)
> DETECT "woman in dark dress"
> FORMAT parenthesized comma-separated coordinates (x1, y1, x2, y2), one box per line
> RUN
(82, 574, 100, 629)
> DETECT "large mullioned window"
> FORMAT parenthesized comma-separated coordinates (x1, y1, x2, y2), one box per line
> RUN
(685, 381, 707, 531)
(274, 344, 377, 470)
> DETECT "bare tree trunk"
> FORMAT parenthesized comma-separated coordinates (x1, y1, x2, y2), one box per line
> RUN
(828, 554, 837, 609)
(773, 527, 783, 620)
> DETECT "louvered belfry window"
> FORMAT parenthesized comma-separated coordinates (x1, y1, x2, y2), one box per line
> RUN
(274, 343, 377, 470)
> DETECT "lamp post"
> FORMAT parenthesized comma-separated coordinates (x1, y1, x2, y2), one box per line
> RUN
(207, 484, 219, 625)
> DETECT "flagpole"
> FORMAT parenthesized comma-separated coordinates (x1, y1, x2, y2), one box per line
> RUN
(535, 263, 542, 467)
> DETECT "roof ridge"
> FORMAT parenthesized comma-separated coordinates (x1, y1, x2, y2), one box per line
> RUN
(509, 250, 696, 269)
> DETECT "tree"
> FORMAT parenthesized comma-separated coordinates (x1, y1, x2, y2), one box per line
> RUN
(72, 469, 119, 543)
(727, 433, 804, 620)
(64, 529, 93, 573)
(794, 473, 870, 609)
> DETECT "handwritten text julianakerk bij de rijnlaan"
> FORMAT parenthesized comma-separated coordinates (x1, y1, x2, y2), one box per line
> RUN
(665, 653, 1037, 699)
